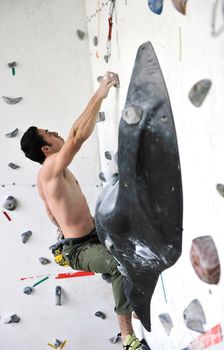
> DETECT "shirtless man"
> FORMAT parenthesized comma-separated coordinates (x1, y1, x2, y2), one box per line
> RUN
(20, 72, 146, 350)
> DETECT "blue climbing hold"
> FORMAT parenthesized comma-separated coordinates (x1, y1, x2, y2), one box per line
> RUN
(148, 0, 163, 15)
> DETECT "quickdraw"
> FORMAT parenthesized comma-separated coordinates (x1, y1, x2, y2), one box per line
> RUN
(104, 0, 116, 63)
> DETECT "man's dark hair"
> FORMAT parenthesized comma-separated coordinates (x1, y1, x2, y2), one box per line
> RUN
(20, 126, 50, 164)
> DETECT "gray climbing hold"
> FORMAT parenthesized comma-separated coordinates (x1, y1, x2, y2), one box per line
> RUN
(188, 79, 212, 107)
(23, 286, 33, 295)
(97, 111, 105, 122)
(55, 286, 62, 306)
(39, 257, 51, 265)
(52, 339, 63, 348)
(122, 105, 143, 125)
(104, 55, 109, 63)
(21, 230, 32, 243)
(105, 151, 112, 160)
(95, 311, 106, 319)
(183, 299, 206, 333)
(97, 75, 119, 87)
(5, 128, 19, 138)
(2, 96, 23, 105)
(109, 332, 121, 343)
(216, 183, 224, 197)
(93, 35, 98, 46)
(2, 314, 20, 324)
(76, 29, 85, 40)
(99, 172, 106, 182)
(8, 163, 20, 169)
(158, 313, 173, 335)
(3, 196, 17, 211)
(8, 61, 17, 68)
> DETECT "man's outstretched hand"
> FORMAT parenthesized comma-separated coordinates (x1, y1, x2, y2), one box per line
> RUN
(96, 71, 119, 99)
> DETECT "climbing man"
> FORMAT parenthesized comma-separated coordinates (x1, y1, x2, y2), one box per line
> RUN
(20, 71, 147, 350)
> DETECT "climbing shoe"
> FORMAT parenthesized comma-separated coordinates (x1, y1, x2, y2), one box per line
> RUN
(123, 334, 148, 350)
(49, 241, 69, 267)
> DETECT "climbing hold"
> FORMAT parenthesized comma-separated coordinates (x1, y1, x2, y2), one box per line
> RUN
(97, 111, 105, 123)
(104, 54, 109, 63)
(99, 172, 106, 182)
(8, 61, 17, 75)
(2, 96, 23, 105)
(95, 311, 106, 319)
(109, 332, 121, 343)
(188, 79, 212, 107)
(148, 0, 163, 15)
(23, 286, 33, 295)
(122, 105, 143, 125)
(171, 0, 187, 15)
(95, 42, 183, 332)
(104, 151, 112, 160)
(97, 74, 119, 87)
(216, 183, 224, 197)
(21, 230, 32, 243)
(5, 128, 19, 138)
(39, 257, 51, 265)
(8, 163, 20, 169)
(76, 29, 85, 40)
(183, 299, 206, 333)
(93, 35, 98, 46)
(55, 286, 62, 306)
(190, 235, 220, 284)
(3, 196, 17, 211)
(101, 273, 112, 283)
(158, 313, 173, 335)
(2, 314, 20, 324)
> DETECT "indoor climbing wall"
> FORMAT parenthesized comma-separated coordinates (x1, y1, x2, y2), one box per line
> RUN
(0, 1, 122, 349)
(85, 0, 224, 349)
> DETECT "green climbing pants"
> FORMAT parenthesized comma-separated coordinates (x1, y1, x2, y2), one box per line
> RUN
(62, 229, 132, 315)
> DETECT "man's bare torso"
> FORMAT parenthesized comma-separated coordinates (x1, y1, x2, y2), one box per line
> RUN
(37, 160, 94, 239)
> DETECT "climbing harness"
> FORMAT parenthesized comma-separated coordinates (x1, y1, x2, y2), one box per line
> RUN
(49, 240, 69, 267)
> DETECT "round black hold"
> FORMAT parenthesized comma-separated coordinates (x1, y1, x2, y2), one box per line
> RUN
(95, 311, 106, 319)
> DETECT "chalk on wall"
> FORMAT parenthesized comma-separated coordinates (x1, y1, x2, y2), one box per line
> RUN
(183, 299, 206, 333)
(190, 235, 220, 284)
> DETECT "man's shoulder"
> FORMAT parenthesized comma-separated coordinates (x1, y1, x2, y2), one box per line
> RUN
(38, 155, 61, 181)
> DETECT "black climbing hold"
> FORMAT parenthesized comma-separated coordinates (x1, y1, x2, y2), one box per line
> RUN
(39, 257, 51, 265)
(21, 230, 32, 243)
(158, 313, 173, 335)
(95, 311, 106, 319)
(5, 128, 19, 138)
(171, 0, 187, 15)
(216, 183, 224, 197)
(55, 286, 62, 306)
(93, 35, 98, 46)
(2, 96, 23, 105)
(99, 172, 106, 182)
(76, 29, 85, 40)
(188, 79, 212, 107)
(183, 299, 206, 333)
(101, 273, 112, 283)
(104, 151, 112, 160)
(23, 286, 33, 295)
(8, 163, 20, 169)
(95, 42, 183, 332)
(3, 196, 17, 211)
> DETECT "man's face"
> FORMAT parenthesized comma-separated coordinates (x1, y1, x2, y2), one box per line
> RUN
(38, 128, 65, 154)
